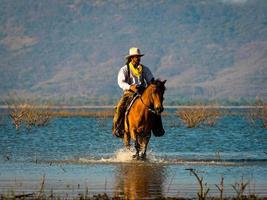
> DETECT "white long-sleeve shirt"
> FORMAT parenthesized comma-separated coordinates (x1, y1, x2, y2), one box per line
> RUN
(117, 64, 154, 91)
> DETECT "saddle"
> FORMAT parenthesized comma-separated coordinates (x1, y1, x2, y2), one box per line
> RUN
(124, 93, 139, 133)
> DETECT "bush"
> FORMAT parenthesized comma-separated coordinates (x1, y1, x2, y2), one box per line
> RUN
(176, 106, 220, 128)
(8, 103, 53, 129)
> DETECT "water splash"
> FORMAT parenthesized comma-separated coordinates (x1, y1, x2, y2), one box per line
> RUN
(50, 149, 267, 166)
(77, 148, 166, 164)
(78, 148, 135, 163)
(107, 148, 135, 162)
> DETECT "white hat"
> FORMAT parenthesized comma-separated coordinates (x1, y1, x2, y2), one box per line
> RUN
(125, 47, 144, 59)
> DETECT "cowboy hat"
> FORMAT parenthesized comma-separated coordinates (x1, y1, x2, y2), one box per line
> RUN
(125, 47, 144, 59)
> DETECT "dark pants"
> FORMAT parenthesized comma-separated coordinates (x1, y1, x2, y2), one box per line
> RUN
(113, 91, 135, 137)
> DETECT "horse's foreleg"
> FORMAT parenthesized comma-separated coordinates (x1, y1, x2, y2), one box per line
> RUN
(133, 138, 140, 160)
(123, 131, 131, 150)
(139, 134, 151, 160)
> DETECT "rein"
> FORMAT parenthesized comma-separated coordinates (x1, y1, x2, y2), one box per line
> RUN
(137, 94, 158, 114)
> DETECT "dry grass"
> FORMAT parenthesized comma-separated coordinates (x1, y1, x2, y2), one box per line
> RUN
(0, 174, 266, 200)
(231, 177, 250, 200)
(7, 104, 114, 129)
(186, 168, 210, 200)
(7, 104, 53, 129)
(246, 103, 267, 128)
(215, 176, 224, 200)
(176, 106, 220, 128)
(4, 94, 115, 129)
(51, 109, 114, 118)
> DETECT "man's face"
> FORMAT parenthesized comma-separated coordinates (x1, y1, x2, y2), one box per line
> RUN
(131, 56, 141, 66)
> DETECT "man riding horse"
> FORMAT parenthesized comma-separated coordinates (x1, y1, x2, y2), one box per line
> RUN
(112, 47, 165, 138)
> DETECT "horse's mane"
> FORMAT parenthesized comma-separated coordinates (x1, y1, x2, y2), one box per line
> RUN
(148, 79, 166, 92)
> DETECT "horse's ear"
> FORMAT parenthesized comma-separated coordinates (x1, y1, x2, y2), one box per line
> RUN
(162, 80, 167, 84)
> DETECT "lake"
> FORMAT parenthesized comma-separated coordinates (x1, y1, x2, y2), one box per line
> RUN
(0, 108, 266, 199)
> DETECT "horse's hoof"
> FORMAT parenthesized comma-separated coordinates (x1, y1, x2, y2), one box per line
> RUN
(125, 146, 131, 151)
(140, 154, 146, 161)
(132, 154, 139, 160)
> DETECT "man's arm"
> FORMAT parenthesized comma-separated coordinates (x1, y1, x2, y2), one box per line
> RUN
(118, 66, 131, 91)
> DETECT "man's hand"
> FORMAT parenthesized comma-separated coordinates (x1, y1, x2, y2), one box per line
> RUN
(130, 84, 138, 93)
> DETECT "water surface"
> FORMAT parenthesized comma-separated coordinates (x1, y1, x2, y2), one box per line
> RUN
(0, 108, 266, 198)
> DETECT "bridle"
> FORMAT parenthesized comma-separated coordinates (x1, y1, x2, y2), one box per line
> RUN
(137, 94, 158, 114)
(137, 84, 164, 115)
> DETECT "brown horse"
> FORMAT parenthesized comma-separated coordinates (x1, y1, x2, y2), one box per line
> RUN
(124, 79, 166, 160)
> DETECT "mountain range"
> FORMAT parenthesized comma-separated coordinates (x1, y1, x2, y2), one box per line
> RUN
(0, 0, 266, 105)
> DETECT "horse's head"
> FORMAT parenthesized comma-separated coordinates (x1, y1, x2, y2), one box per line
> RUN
(146, 79, 166, 115)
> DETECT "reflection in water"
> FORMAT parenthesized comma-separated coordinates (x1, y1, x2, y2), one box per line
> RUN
(114, 162, 166, 200)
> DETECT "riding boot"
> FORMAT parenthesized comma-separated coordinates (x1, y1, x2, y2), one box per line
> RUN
(152, 114, 165, 137)
(112, 106, 125, 138)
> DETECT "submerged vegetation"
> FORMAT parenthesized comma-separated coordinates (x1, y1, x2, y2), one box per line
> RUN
(51, 109, 114, 118)
(4, 96, 115, 129)
(186, 168, 210, 200)
(1, 172, 266, 200)
(176, 106, 220, 128)
(7, 104, 52, 129)
(3, 104, 267, 130)
(6, 105, 115, 130)
(3, 95, 266, 130)
(246, 102, 267, 128)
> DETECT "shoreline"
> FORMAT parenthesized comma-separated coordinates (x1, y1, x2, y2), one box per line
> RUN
(0, 105, 264, 109)
(1, 178, 267, 200)
(1, 183, 267, 200)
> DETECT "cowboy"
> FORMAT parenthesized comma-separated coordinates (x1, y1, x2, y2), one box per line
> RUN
(112, 47, 165, 138)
